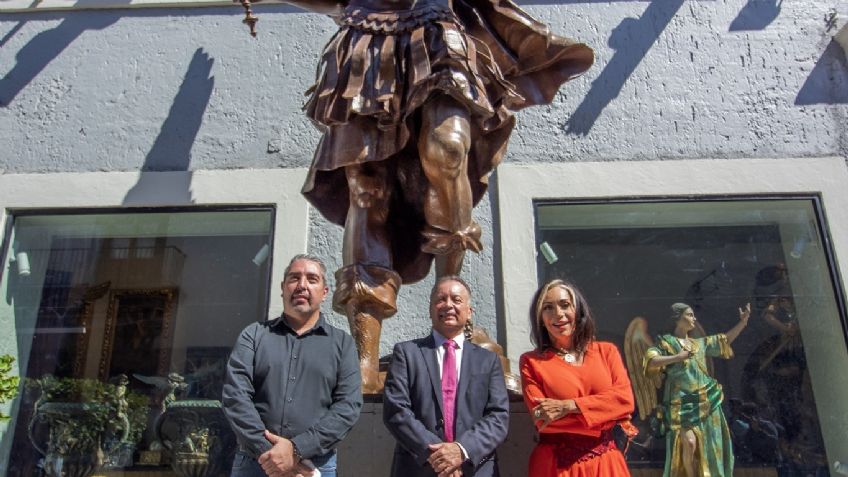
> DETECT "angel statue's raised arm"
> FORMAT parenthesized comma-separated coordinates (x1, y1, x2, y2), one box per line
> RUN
(624, 302, 749, 477)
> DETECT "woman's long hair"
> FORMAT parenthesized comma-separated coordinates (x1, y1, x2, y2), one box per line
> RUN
(529, 279, 596, 354)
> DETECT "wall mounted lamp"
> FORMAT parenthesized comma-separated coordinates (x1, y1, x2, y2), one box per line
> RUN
(12, 251, 31, 276)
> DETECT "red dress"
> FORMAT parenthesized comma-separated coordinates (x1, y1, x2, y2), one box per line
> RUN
(520, 341, 635, 477)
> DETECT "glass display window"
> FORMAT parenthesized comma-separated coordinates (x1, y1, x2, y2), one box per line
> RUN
(535, 198, 847, 476)
(0, 208, 274, 476)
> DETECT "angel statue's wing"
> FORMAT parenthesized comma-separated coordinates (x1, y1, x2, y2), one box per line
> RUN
(624, 317, 661, 420)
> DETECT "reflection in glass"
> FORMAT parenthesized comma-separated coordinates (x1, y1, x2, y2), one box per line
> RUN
(0, 210, 274, 476)
(535, 199, 846, 476)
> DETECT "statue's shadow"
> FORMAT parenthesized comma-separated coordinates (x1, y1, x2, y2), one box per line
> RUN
(795, 40, 848, 106)
(564, 0, 685, 136)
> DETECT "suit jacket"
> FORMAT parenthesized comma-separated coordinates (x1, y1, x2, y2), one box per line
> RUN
(383, 335, 510, 477)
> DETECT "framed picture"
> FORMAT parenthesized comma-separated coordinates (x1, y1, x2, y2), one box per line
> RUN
(98, 288, 178, 381)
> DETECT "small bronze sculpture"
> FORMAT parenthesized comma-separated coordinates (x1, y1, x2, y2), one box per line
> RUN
(239, 0, 593, 393)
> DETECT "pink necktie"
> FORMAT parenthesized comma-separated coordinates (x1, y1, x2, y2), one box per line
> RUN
(442, 340, 458, 442)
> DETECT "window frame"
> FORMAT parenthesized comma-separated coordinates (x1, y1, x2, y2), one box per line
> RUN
(0, 169, 310, 320)
(495, 157, 848, 366)
(0, 169, 307, 476)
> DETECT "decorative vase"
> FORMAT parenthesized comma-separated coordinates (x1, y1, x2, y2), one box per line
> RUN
(157, 399, 236, 477)
(29, 402, 105, 477)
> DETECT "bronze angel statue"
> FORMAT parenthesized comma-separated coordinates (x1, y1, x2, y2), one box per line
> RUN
(237, 0, 594, 392)
(624, 302, 750, 477)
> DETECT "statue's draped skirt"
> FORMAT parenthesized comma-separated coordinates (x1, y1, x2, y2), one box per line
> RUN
(302, 0, 594, 282)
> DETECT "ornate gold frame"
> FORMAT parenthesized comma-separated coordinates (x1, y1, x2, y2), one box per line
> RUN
(97, 288, 178, 381)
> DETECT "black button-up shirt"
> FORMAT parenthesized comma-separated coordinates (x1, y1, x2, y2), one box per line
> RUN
(222, 314, 362, 458)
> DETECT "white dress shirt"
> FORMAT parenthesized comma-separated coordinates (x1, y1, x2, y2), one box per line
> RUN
(432, 330, 466, 380)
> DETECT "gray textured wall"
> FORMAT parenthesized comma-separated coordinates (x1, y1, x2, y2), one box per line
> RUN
(1, 0, 847, 353)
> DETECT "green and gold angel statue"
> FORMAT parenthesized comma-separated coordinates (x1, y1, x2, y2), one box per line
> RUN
(624, 302, 750, 477)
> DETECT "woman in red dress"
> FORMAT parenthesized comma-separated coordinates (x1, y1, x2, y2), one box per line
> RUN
(520, 279, 636, 477)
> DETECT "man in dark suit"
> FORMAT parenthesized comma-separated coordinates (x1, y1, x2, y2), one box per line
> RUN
(383, 276, 510, 477)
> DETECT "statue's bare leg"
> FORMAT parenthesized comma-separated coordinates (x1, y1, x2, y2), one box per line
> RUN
(681, 428, 698, 477)
(418, 95, 479, 278)
(333, 162, 401, 394)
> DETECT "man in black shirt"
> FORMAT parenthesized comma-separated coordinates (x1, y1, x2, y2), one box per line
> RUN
(223, 254, 362, 477)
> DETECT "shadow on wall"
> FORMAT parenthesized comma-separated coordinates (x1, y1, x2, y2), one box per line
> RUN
(728, 0, 782, 31)
(564, 0, 685, 136)
(795, 40, 848, 105)
(141, 48, 215, 173)
(123, 48, 215, 205)
(0, 12, 120, 107)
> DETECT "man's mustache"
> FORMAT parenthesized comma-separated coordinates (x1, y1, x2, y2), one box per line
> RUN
(291, 290, 310, 301)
